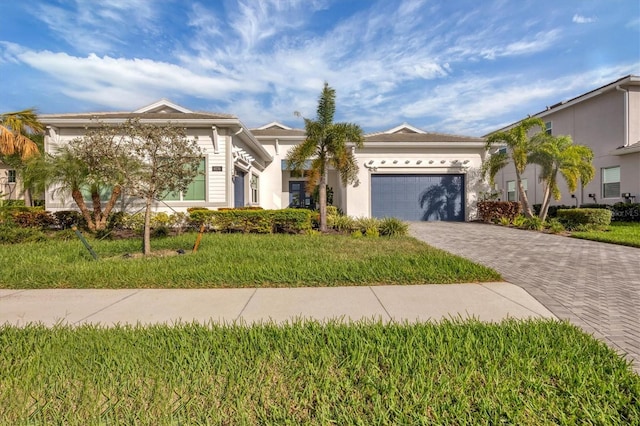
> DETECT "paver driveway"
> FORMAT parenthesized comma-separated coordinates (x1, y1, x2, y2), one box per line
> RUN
(410, 222, 640, 373)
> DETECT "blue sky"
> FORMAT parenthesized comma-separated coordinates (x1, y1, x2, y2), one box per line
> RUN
(1, 0, 638, 136)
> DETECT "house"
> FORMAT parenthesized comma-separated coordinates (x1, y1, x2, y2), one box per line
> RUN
(0, 163, 20, 203)
(40, 99, 489, 221)
(490, 75, 640, 207)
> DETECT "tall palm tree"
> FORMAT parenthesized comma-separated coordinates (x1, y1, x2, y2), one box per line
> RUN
(286, 83, 364, 231)
(483, 117, 545, 218)
(0, 109, 43, 160)
(528, 134, 594, 221)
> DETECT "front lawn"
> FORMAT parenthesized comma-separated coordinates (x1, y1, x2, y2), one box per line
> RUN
(572, 222, 640, 248)
(0, 233, 501, 288)
(1, 320, 638, 424)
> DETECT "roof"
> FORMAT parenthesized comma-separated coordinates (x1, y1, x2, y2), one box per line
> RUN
(251, 127, 306, 138)
(365, 132, 484, 143)
(40, 112, 236, 120)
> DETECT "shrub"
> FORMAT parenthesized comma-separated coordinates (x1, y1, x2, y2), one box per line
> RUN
(351, 230, 363, 238)
(477, 201, 521, 223)
(378, 217, 408, 237)
(557, 208, 612, 231)
(364, 226, 379, 238)
(330, 215, 356, 233)
(188, 208, 312, 234)
(521, 216, 544, 231)
(546, 219, 565, 234)
(353, 217, 381, 234)
(511, 215, 526, 228)
(610, 202, 640, 222)
(498, 216, 511, 226)
(0, 224, 48, 244)
(53, 211, 86, 229)
(12, 209, 56, 230)
(272, 209, 312, 234)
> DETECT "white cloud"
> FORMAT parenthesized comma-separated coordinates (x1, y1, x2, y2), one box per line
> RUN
(572, 14, 596, 24)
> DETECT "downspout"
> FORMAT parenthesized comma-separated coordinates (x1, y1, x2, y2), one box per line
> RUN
(616, 85, 629, 146)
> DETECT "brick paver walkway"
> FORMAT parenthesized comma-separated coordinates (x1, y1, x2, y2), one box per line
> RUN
(410, 222, 640, 373)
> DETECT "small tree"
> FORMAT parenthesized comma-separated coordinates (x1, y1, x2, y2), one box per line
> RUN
(25, 121, 136, 231)
(126, 120, 202, 255)
(528, 134, 594, 221)
(286, 83, 364, 231)
(483, 117, 545, 218)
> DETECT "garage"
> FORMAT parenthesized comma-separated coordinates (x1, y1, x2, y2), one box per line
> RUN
(371, 174, 465, 221)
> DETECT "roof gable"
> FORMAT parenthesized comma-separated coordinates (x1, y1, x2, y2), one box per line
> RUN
(383, 123, 425, 134)
(134, 99, 193, 114)
(255, 121, 292, 130)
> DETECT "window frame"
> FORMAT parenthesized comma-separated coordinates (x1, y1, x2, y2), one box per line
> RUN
(506, 180, 517, 202)
(7, 170, 17, 184)
(602, 166, 621, 199)
(163, 158, 207, 202)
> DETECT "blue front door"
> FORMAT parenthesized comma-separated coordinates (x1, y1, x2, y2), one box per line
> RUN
(234, 170, 246, 207)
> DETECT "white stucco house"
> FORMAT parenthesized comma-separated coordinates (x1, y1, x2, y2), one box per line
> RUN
(40, 99, 489, 221)
(491, 75, 640, 207)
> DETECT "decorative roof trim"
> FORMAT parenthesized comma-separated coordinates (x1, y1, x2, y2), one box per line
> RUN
(255, 121, 292, 130)
(134, 99, 193, 114)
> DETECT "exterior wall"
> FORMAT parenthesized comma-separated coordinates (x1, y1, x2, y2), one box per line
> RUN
(495, 81, 640, 207)
(345, 146, 486, 220)
(0, 163, 22, 202)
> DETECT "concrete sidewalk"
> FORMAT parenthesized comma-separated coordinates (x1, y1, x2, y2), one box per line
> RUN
(0, 283, 554, 327)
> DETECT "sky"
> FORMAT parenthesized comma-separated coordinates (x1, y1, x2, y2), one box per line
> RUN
(1, 0, 638, 136)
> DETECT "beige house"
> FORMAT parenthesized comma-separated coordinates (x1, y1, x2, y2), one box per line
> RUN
(40, 99, 489, 221)
(491, 75, 640, 207)
(0, 163, 21, 203)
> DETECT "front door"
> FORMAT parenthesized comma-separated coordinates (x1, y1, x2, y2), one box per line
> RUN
(289, 181, 314, 209)
(234, 170, 246, 208)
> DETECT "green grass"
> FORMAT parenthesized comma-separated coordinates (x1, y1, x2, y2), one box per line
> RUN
(0, 233, 500, 288)
(1, 320, 638, 424)
(572, 222, 640, 248)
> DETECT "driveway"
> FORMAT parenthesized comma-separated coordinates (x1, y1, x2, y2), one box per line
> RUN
(410, 221, 640, 373)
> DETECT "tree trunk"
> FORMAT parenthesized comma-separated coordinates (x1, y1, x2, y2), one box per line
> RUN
(91, 185, 103, 230)
(96, 185, 122, 231)
(142, 196, 153, 255)
(539, 184, 552, 222)
(319, 165, 328, 232)
(71, 188, 96, 231)
(515, 169, 533, 218)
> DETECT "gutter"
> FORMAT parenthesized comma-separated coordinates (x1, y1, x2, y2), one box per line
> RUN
(616, 85, 629, 147)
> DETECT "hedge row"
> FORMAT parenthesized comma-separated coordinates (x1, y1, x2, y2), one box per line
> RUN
(556, 208, 612, 230)
(188, 208, 312, 234)
(477, 201, 521, 223)
(533, 202, 640, 222)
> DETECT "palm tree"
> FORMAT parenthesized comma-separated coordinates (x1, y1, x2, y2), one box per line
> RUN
(483, 117, 545, 218)
(0, 109, 43, 160)
(528, 134, 594, 221)
(286, 83, 364, 231)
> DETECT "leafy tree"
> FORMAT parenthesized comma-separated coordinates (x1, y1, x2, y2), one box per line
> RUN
(24, 121, 136, 231)
(286, 83, 364, 231)
(483, 117, 545, 218)
(528, 134, 594, 221)
(126, 120, 202, 255)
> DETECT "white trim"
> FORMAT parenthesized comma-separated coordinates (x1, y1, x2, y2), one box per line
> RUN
(134, 99, 193, 113)
(255, 121, 292, 130)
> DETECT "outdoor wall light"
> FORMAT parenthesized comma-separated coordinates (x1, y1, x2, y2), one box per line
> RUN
(571, 194, 576, 198)
(588, 193, 596, 198)
(622, 193, 632, 198)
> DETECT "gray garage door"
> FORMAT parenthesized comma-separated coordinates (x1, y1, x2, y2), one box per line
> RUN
(371, 174, 465, 221)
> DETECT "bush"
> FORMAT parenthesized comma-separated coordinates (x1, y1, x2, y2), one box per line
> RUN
(521, 216, 544, 231)
(0, 224, 48, 244)
(272, 209, 312, 234)
(53, 211, 86, 229)
(610, 202, 640, 222)
(330, 215, 356, 233)
(188, 208, 312, 234)
(378, 217, 408, 237)
(557, 208, 612, 231)
(511, 215, 526, 228)
(477, 201, 521, 223)
(353, 217, 381, 234)
(546, 219, 565, 234)
(12, 209, 56, 230)
(533, 204, 576, 219)
(364, 226, 379, 238)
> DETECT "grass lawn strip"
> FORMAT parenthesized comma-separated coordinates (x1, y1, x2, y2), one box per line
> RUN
(572, 222, 640, 248)
(1, 319, 638, 424)
(0, 233, 500, 288)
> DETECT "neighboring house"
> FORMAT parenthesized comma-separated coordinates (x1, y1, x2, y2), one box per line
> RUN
(490, 75, 640, 207)
(40, 99, 489, 221)
(0, 162, 20, 202)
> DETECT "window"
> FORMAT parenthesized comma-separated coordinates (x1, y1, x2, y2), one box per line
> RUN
(545, 121, 552, 135)
(602, 166, 620, 198)
(498, 147, 507, 155)
(507, 181, 516, 201)
(7, 170, 16, 183)
(250, 174, 259, 204)
(164, 158, 206, 201)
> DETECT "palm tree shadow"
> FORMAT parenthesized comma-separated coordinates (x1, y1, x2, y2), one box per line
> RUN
(419, 175, 463, 221)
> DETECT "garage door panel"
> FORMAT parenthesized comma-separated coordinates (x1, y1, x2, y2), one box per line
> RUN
(371, 174, 464, 221)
